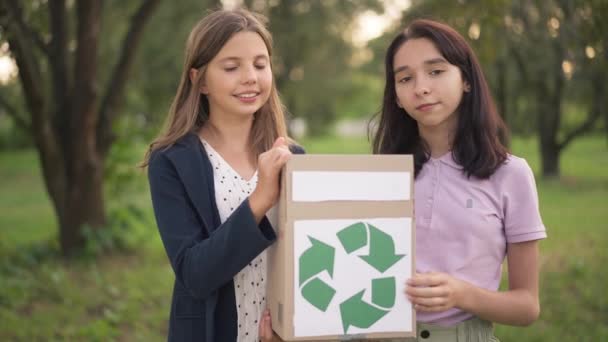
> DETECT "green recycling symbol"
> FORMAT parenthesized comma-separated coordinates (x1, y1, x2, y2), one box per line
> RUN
(298, 221, 405, 334)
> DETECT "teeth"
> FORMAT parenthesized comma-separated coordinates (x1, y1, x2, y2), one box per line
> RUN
(237, 93, 257, 98)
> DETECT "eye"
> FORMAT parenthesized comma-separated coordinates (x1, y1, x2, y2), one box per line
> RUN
(224, 66, 237, 72)
(254, 63, 267, 70)
(398, 76, 412, 83)
(430, 69, 444, 76)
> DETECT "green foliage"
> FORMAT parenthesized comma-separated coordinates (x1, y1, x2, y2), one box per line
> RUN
(0, 113, 30, 149)
(81, 204, 151, 257)
(258, 0, 383, 135)
(126, 0, 221, 130)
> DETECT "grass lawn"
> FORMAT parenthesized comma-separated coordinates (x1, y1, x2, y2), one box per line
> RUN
(1, 135, 607, 341)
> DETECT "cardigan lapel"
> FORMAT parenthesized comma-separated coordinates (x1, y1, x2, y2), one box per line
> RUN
(166, 133, 218, 234)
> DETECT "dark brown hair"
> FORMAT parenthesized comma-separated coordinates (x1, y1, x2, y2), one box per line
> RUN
(372, 19, 508, 179)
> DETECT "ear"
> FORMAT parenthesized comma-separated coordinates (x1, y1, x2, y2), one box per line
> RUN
(463, 81, 471, 93)
(189, 68, 208, 94)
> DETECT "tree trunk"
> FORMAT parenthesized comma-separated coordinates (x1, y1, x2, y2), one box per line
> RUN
(59, 157, 106, 253)
(539, 137, 560, 178)
(537, 80, 563, 178)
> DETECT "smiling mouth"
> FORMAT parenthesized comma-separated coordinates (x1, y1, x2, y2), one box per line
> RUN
(235, 92, 260, 99)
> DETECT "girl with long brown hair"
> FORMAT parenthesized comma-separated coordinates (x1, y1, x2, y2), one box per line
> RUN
(145, 8, 302, 342)
(373, 19, 546, 341)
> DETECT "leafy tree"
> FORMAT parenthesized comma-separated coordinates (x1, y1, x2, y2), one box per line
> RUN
(0, 0, 161, 254)
(500, 1, 606, 176)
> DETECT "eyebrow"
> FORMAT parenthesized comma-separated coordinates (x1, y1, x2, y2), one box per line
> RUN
(218, 54, 269, 63)
(394, 57, 448, 74)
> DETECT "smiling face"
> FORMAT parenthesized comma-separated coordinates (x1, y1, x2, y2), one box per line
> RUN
(201, 31, 272, 120)
(393, 38, 469, 135)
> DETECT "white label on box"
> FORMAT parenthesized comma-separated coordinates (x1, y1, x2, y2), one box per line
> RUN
(292, 171, 410, 202)
(293, 218, 413, 337)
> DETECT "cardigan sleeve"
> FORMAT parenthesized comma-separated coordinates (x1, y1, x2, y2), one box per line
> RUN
(148, 152, 276, 300)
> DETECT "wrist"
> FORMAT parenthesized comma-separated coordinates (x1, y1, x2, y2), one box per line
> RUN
(249, 190, 271, 222)
(457, 280, 476, 312)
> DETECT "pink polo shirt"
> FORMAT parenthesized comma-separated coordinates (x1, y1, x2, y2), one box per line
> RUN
(414, 153, 546, 326)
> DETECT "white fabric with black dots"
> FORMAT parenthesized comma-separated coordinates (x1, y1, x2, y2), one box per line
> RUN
(202, 139, 267, 342)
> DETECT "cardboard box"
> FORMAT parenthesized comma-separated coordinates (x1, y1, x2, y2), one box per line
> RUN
(267, 155, 416, 341)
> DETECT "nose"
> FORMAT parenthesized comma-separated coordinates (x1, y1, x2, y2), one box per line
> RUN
(413, 77, 430, 96)
(241, 65, 257, 85)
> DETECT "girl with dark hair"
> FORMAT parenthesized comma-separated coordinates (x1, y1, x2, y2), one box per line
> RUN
(145, 8, 302, 342)
(373, 19, 546, 341)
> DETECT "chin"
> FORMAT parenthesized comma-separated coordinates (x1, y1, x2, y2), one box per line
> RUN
(235, 107, 261, 117)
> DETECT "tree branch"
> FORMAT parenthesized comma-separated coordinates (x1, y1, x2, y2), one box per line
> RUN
(559, 109, 601, 151)
(2, 1, 67, 217)
(558, 74, 604, 150)
(0, 1, 46, 128)
(96, 0, 161, 155)
(49, 0, 69, 93)
(69, 0, 102, 178)
(48, 0, 72, 159)
(3, 0, 50, 56)
(0, 92, 31, 132)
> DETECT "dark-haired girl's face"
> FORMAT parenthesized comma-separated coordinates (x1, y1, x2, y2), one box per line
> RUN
(393, 38, 469, 135)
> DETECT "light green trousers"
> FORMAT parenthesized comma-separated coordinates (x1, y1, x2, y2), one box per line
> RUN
(272, 318, 499, 342)
(385, 318, 500, 342)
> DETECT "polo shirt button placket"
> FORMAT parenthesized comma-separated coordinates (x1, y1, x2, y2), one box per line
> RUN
(426, 161, 438, 216)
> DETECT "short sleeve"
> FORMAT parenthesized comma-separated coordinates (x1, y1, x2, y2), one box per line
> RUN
(501, 157, 547, 243)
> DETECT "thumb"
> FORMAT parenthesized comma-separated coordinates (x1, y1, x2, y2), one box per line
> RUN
(272, 137, 286, 148)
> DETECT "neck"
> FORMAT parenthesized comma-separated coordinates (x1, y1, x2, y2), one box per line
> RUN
(199, 114, 254, 152)
(418, 118, 457, 158)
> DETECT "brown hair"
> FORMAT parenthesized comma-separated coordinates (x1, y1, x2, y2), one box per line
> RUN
(372, 19, 508, 179)
(142, 8, 289, 166)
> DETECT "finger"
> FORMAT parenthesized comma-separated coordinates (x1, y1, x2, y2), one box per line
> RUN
(272, 137, 286, 149)
(259, 309, 269, 338)
(263, 314, 273, 340)
(275, 144, 291, 155)
(276, 150, 292, 165)
(414, 303, 447, 312)
(258, 314, 266, 338)
(410, 295, 446, 307)
(267, 149, 291, 168)
(405, 285, 447, 298)
(267, 311, 273, 330)
(407, 273, 444, 287)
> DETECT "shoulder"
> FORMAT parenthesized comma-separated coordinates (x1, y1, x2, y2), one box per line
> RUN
(492, 154, 537, 189)
(148, 133, 205, 174)
(497, 154, 533, 176)
(149, 133, 201, 165)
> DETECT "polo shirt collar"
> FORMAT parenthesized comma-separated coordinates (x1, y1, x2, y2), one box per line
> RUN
(435, 151, 463, 170)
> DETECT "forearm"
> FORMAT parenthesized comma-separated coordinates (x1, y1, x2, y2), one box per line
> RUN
(248, 191, 272, 223)
(460, 282, 540, 326)
(155, 198, 275, 299)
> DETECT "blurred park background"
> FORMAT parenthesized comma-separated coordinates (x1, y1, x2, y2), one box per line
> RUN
(0, 0, 606, 340)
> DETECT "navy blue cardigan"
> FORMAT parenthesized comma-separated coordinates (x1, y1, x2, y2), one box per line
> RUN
(148, 132, 303, 342)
